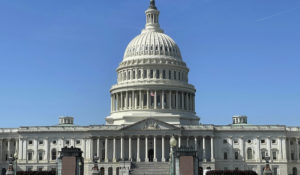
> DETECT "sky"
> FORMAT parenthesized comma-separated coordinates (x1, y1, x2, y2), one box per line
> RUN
(0, 0, 299, 128)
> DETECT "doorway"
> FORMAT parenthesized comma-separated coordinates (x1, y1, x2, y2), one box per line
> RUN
(148, 149, 154, 162)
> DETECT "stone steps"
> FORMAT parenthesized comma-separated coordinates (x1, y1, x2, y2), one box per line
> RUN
(130, 162, 170, 175)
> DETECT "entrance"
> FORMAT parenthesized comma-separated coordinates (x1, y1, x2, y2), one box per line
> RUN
(1, 168, 6, 175)
(148, 149, 154, 162)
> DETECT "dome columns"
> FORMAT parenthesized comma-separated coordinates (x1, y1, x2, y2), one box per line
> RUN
(110, 89, 195, 113)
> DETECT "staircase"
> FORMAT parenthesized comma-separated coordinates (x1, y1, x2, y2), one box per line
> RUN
(130, 162, 170, 175)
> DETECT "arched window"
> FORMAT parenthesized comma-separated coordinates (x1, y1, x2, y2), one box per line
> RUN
(247, 148, 253, 160)
(51, 149, 57, 160)
(293, 167, 297, 175)
(38, 150, 44, 161)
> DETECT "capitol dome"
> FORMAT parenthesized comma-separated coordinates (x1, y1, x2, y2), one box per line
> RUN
(106, 0, 199, 126)
(123, 32, 182, 61)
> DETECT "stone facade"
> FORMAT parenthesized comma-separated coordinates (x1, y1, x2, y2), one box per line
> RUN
(0, 1, 299, 175)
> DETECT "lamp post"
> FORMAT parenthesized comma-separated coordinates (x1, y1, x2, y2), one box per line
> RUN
(13, 153, 18, 175)
(91, 155, 99, 175)
(169, 135, 177, 175)
(78, 161, 82, 175)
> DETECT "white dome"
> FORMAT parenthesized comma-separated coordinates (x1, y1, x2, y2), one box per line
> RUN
(123, 31, 182, 61)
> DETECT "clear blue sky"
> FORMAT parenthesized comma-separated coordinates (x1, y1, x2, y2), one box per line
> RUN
(0, 0, 299, 128)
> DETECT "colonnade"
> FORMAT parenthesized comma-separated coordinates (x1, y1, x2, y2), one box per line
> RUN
(111, 90, 195, 112)
(0, 138, 17, 162)
(93, 135, 214, 163)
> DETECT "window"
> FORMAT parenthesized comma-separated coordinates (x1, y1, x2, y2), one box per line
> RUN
(272, 151, 277, 160)
(174, 71, 177, 80)
(150, 70, 153, 78)
(224, 152, 228, 160)
(234, 140, 238, 144)
(223, 139, 227, 144)
(291, 153, 295, 160)
(272, 139, 276, 144)
(162, 70, 166, 79)
(29, 140, 33, 145)
(76, 140, 81, 145)
(39, 151, 43, 161)
(169, 70, 171, 79)
(178, 72, 181, 80)
(143, 70, 147, 79)
(273, 167, 278, 175)
(156, 70, 160, 79)
(38, 167, 43, 171)
(261, 139, 265, 144)
(235, 151, 239, 160)
(51, 149, 57, 160)
(28, 152, 33, 161)
(52, 140, 57, 144)
(138, 70, 141, 79)
(65, 140, 70, 145)
(261, 151, 266, 160)
(133, 70, 135, 79)
(39, 140, 43, 145)
(247, 148, 252, 160)
(128, 71, 130, 80)
(247, 140, 252, 144)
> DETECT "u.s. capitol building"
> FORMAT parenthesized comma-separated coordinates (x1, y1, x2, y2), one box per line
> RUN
(0, 1, 299, 175)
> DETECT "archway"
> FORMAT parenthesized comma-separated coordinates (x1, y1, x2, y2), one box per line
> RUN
(100, 167, 104, 175)
(293, 167, 297, 175)
(148, 149, 154, 162)
(108, 167, 113, 175)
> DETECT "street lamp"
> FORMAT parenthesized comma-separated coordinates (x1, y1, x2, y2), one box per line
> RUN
(169, 135, 177, 175)
(78, 161, 82, 175)
(263, 153, 273, 175)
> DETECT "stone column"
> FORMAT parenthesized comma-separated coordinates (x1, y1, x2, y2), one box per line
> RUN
(19, 138, 23, 160)
(125, 91, 128, 109)
(178, 136, 181, 148)
(296, 138, 299, 161)
(0, 139, 3, 162)
(267, 137, 271, 161)
(176, 91, 179, 109)
(162, 90, 165, 109)
(7, 139, 11, 158)
(282, 137, 287, 161)
(186, 93, 189, 111)
(129, 137, 132, 161)
(256, 137, 261, 162)
(193, 94, 195, 111)
(97, 138, 100, 158)
(181, 92, 184, 110)
(154, 136, 157, 162)
(287, 138, 290, 161)
(147, 90, 150, 109)
(203, 137, 206, 162)
(83, 138, 86, 158)
(139, 90, 143, 109)
(120, 93, 123, 110)
(194, 137, 198, 151)
(169, 91, 172, 109)
(45, 138, 49, 162)
(137, 137, 141, 162)
(145, 137, 149, 162)
(240, 137, 245, 161)
(211, 137, 215, 161)
(133, 91, 136, 109)
(154, 90, 157, 109)
(111, 95, 113, 112)
(121, 137, 124, 160)
(35, 139, 38, 162)
(105, 138, 108, 162)
(162, 136, 165, 162)
(113, 137, 116, 162)
(186, 137, 189, 147)
(25, 139, 28, 163)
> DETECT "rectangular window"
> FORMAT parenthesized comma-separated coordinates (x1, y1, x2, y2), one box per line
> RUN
(272, 139, 276, 144)
(133, 71, 135, 79)
(261, 151, 266, 160)
(143, 70, 147, 79)
(291, 153, 295, 160)
(39, 152, 43, 161)
(272, 151, 277, 160)
(163, 70, 166, 79)
(224, 152, 228, 160)
(223, 139, 227, 144)
(234, 140, 238, 144)
(235, 152, 239, 160)
(28, 152, 33, 161)
(273, 167, 277, 175)
(65, 140, 70, 145)
(261, 139, 265, 144)
(169, 70, 171, 79)
(178, 72, 181, 80)
(39, 140, 43, 145)
(156, 70, 160, 79)
(150, 70, 153, 78)
(174, 71, 177, 80)
(29, 140, 33, 145)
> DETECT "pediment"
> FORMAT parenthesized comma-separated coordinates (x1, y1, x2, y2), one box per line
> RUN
(121, 118, 179, 131)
